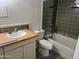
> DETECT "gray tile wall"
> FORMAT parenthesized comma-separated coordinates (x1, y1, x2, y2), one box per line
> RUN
(42, 0, 54, 35)
(56, 0, 79, 39)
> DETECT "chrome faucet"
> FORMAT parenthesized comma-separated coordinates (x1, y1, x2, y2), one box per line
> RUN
(8, 28, 17, 34)
(14, 28, 17, 32)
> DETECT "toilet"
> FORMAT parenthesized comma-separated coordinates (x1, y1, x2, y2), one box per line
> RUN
(39, 39, 53, 56)
(34, 30, 53, 57)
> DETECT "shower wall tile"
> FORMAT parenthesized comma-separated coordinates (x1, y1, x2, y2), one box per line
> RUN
(56, 0, 79, 39)
(42, 0, 55, 35)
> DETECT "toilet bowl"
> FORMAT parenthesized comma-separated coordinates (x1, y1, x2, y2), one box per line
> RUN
(39, 39, 53, 56)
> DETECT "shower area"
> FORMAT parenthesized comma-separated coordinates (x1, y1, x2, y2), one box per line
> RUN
(42, 0, 79, 59)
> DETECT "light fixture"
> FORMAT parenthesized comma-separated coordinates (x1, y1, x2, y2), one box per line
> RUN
(72, 0, 79, 8)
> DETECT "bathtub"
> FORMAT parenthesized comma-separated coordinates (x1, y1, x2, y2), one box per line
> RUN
(52, 33, 77, 59)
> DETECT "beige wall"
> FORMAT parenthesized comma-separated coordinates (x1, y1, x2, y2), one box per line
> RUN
(75, 0, 79, 4)
(0, 0, 43, 30)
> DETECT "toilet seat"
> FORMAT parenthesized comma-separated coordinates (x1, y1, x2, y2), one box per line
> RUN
(39, 39, 53, 49)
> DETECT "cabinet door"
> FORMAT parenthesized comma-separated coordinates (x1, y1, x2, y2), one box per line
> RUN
(24, 42, 36, 59)
(5, 47, 23, 59)
(0, 48, 4, 59)
(0, 53, 4, 59)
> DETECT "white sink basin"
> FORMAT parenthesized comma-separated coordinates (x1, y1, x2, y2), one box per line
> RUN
(7, 30, 27, 38)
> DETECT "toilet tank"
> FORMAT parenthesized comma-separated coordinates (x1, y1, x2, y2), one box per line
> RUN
(34, 30, 45, 39)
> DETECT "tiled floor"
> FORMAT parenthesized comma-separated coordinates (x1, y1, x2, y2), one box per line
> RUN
(36, 50, 65, 59)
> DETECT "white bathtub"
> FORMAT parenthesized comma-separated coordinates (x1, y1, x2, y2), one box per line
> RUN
(52, 33, 77, 59)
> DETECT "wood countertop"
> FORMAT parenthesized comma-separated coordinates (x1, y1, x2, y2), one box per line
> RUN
(0, 29, 38, 47)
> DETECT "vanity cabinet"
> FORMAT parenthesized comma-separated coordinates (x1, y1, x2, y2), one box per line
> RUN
(4, 42, 36, 59)
(0, 41, 37, 59)
(1, 37, 38, 59)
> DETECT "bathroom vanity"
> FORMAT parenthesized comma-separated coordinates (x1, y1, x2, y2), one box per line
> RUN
(0, 29, 38, 59)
